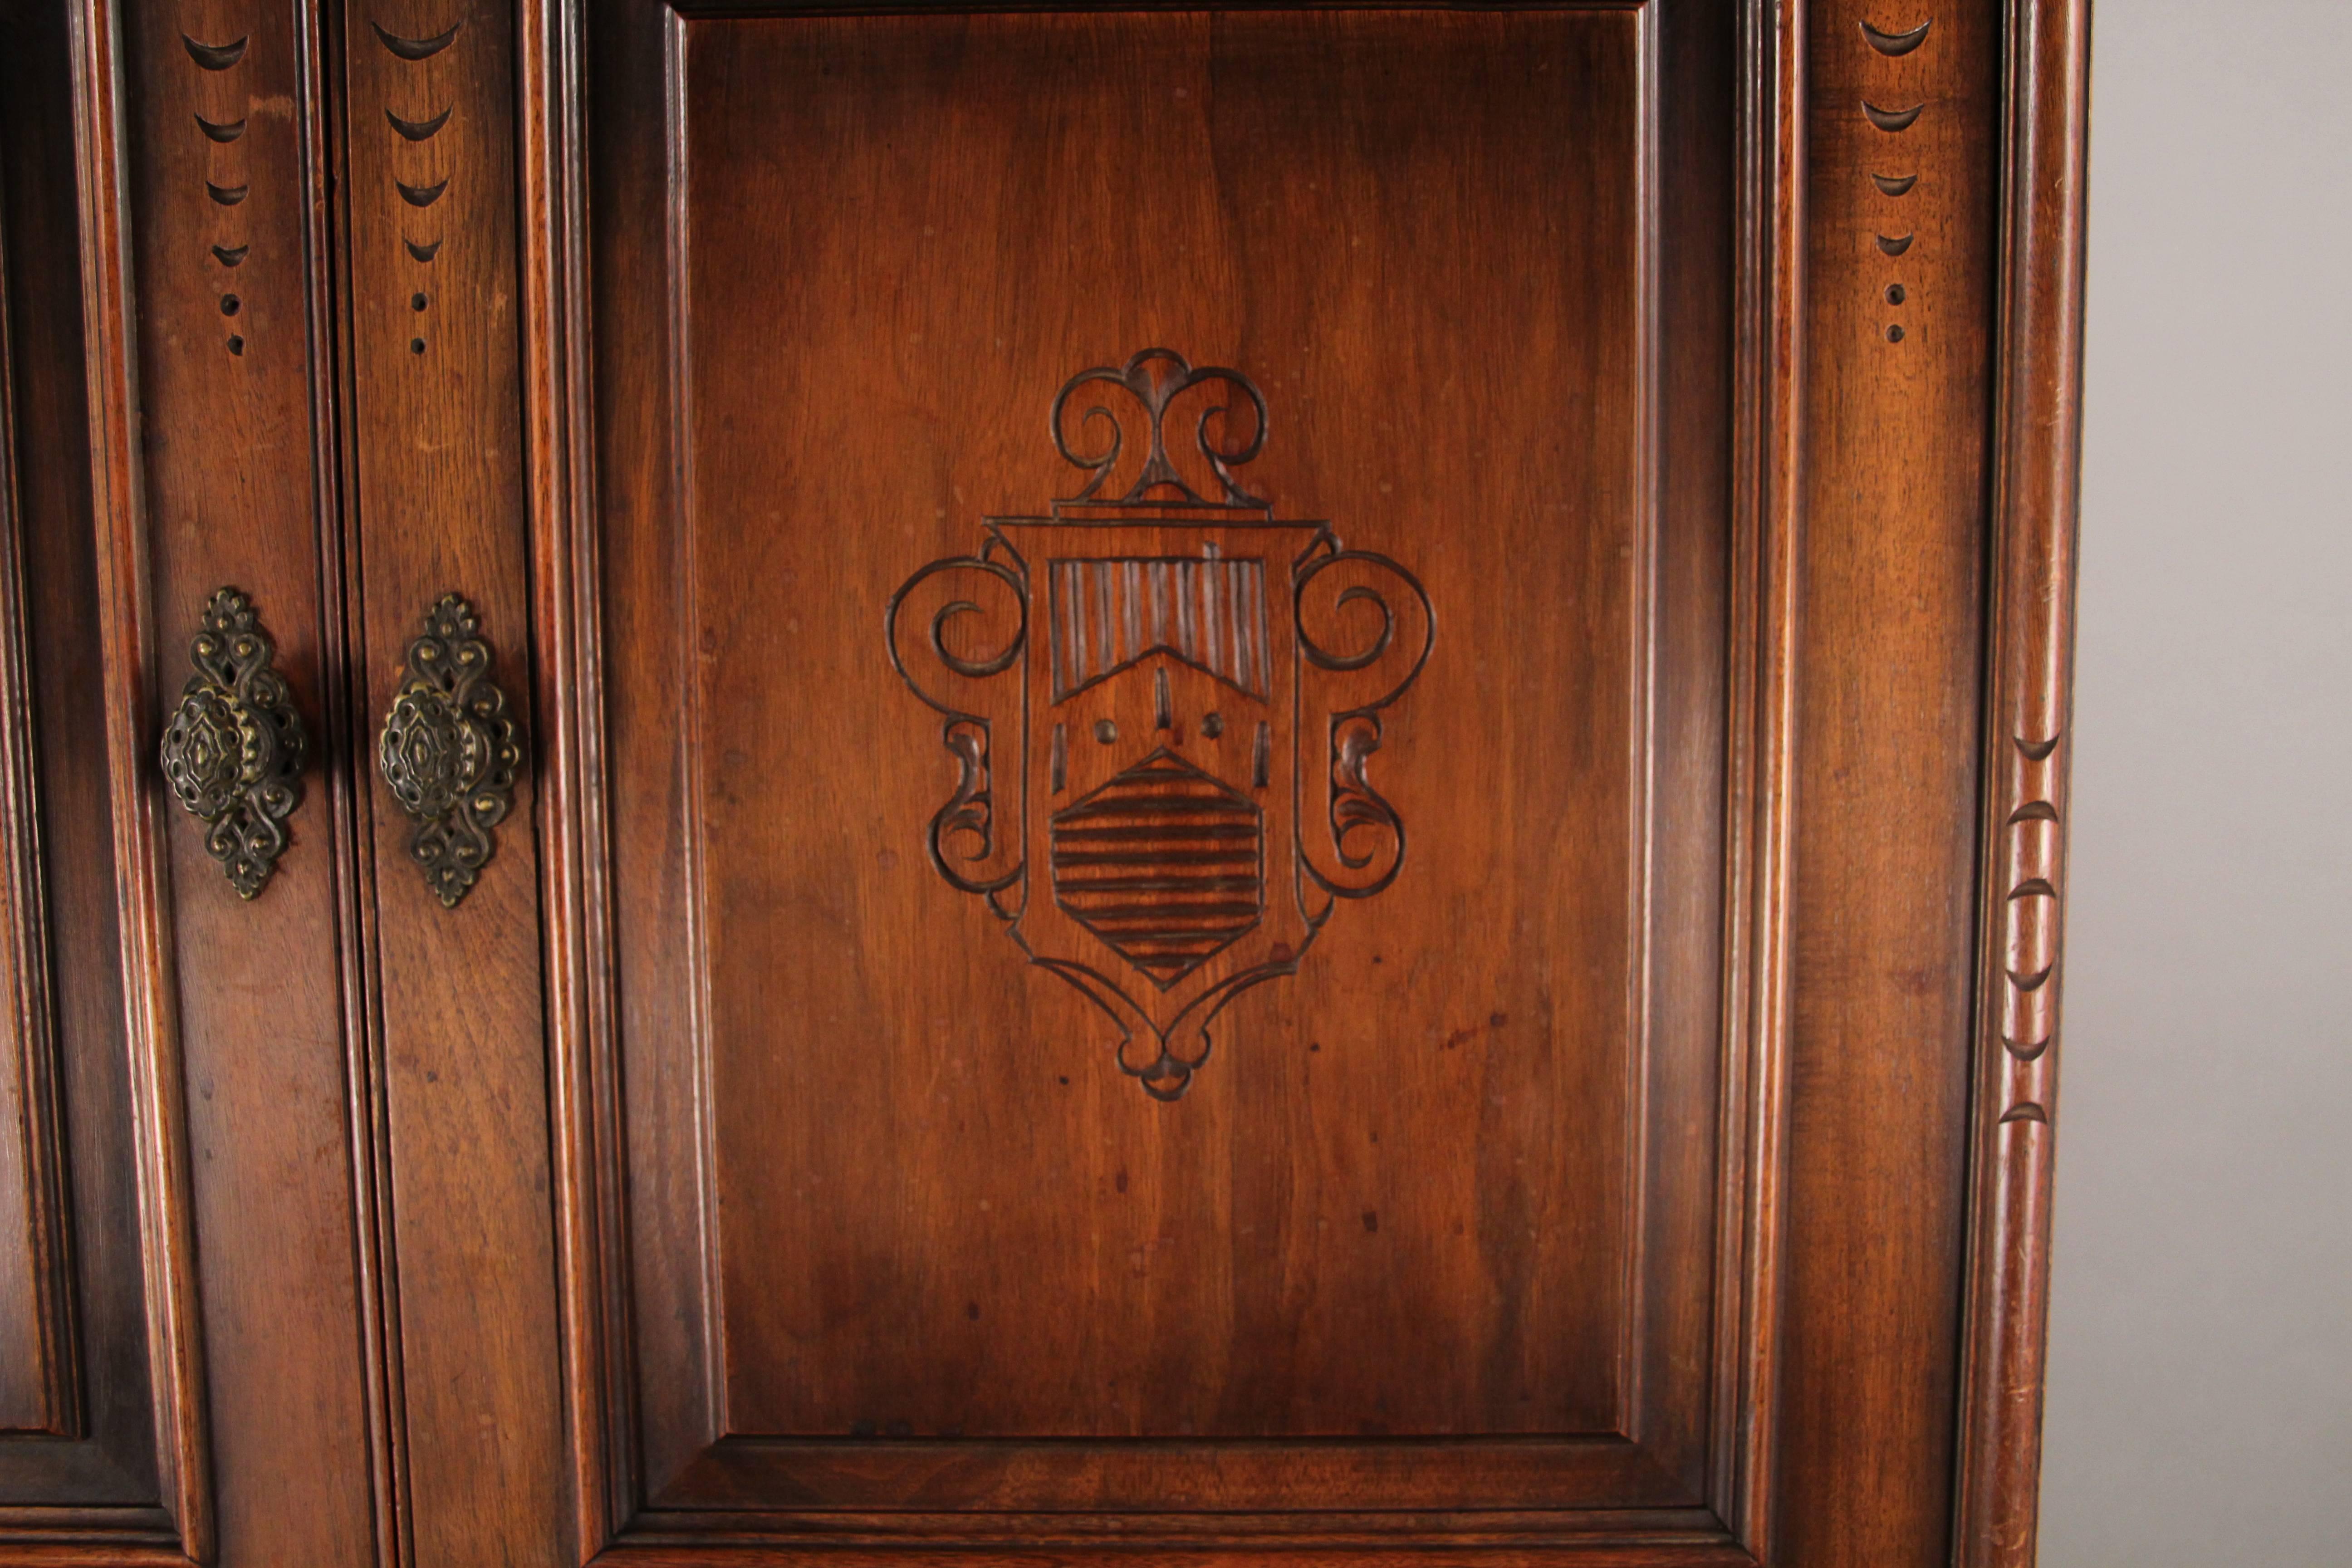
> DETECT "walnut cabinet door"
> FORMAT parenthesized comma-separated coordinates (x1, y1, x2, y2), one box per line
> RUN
(1, 0, 2087, 1564)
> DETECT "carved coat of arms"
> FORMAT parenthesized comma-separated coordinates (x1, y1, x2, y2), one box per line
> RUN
(887, 349, 1431, 1098)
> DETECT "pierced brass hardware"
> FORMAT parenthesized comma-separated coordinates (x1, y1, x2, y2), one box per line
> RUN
(160, 588, 306, 898)
(377, 593, 522, 909)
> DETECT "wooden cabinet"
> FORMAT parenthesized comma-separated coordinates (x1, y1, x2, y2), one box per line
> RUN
(0, 0, 2087, 1563)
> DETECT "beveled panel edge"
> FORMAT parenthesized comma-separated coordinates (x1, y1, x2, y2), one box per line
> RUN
(65, 0, 213, 1556)
(518, 0, 628, 1555)
(1705, 0, 1802, 1558)
(0, 1503, 192, 1568)
(1950, 0, 2090, 1564)
(313, 3, 416, 1563)
(0, 140, 80, 1441)
(591, 1534, 1756, 1568)
(662, 1433, 1695, 1515)
(598, 1506, 1751, 1565)
(522, 0, 1799, 1556)
(660, 0, 1656, 18)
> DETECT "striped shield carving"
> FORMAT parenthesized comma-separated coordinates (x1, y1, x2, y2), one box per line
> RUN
(1049, 750, 1264, 989)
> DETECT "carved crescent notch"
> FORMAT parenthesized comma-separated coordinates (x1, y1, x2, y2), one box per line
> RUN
(181, 33, 249, 70)
(1863, 101, 1926, 133)
(387, 107, 453, 142)
(160, 588, 307, 898)
(371, 20, 461, 60)
(1861, 19, 1933, 56)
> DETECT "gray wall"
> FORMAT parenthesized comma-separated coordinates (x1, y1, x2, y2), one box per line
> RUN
(2036, 3, 2352, 1562)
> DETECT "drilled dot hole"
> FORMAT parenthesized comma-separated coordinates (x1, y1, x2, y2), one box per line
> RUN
(1886, 283, 1906, 305)
(220, 293, 240, 316)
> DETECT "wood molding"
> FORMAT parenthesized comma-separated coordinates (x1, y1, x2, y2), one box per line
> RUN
(516, 0, 627, 1556)
(527, 1, 1806, 1556)
(331, 0, 569, 1560)
(1713, 0, 1804, 1555)
(1952, 0, 2091, 1563)
(299, 0, 413, 1557)
(0, 154, 78, 1441)
(65, 0, 213, 1556)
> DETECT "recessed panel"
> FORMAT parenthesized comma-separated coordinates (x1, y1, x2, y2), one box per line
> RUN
(676, 5, 1646, 1442)
(592, 0, 1744, 1517)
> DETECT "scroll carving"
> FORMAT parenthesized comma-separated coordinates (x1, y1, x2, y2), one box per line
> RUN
(887, 351, 1431, 1098)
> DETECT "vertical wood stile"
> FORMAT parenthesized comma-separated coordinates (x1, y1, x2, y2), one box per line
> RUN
(518, 0, 625, 1554)
(66, 0, 215, 1554)
(1954, 0, 2092, 1563)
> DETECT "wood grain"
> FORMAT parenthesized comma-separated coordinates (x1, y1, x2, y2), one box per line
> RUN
(1952, 1, 2092, 1563)
(0, 75, 74, 1436)
(533, 0, 1795, 1551)
(1776, 3, 2003, 1565)
(113, 0, 388, 1560)
(64, 0, 213, 1551)
(332, 0, 568, 1563)
(0, 0, 2094, 1561)
(0, 0, 173, 1526)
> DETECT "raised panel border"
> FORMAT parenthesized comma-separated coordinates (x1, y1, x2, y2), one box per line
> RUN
(0, 125, 79, 1442)
(655, 0, 1684, 1511)
(525, 0, 1804, 1561)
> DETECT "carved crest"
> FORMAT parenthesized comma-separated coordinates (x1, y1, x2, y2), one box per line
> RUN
(887, 350, 1431, 1098)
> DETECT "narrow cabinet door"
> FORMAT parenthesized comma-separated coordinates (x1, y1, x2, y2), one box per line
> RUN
(6, 0, 374, 1561)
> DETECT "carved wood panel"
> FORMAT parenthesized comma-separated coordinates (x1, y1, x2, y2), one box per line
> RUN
(540, 0, 1785, 1555)
(1, 0, 2092, 1561)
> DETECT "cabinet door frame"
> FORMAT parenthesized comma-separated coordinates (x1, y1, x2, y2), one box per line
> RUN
(514, 1, 2087, 1566)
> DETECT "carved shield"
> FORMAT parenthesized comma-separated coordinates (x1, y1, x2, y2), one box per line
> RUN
(888, 349, 1430, 1098)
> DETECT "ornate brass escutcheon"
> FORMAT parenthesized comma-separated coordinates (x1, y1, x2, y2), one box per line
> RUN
(159, 587, 307, 898)
(377, 593, 523, 908)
